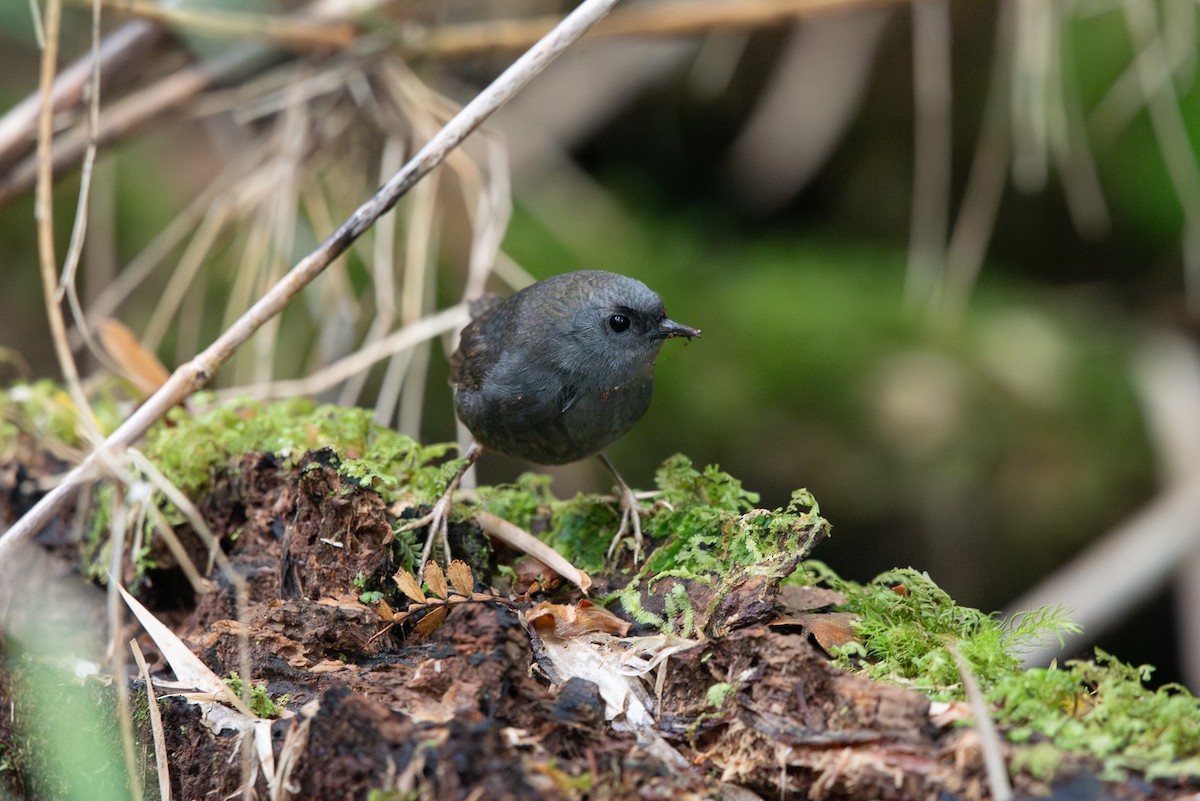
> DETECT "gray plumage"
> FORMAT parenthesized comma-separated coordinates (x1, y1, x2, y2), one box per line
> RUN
(450, 270, 700, 465)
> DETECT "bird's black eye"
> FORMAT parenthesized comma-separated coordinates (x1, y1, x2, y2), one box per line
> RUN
(608, 313, 631, 333)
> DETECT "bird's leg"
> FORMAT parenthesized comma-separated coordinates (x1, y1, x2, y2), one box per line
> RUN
(597, 453, 644, 563)
(397, 442, 482, 567)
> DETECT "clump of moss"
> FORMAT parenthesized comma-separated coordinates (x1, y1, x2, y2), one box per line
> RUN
(605, 456, 829, 636)
(994, 651, 1200, 780)
(144, 396, 457, 505)
(792, 562, 1200, 781)
(792, 564, 1078, 696)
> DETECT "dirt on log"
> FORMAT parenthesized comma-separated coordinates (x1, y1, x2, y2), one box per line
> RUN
(0, 447, 1168, 801)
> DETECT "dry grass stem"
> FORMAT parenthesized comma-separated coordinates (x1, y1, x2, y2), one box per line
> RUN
(218, 303, 470, 402)
(1117, 0, 1200, 311)
(105, 488, 145, 801)
(97, 0, 357, 49)
(131, 639, 174, 801)
(475, 509, 592, 593)
(0, 45, 266, 208)
(0, 0, 911, 209)
(415, 0, 913, 56)
(56, 0, 106, 373)
(336, 138, 403, 407)
(954, 649, 1013, 801)
(940, 0, 1015, 323)
(904, 0, 952, 313)
(35, 0, 103, 451)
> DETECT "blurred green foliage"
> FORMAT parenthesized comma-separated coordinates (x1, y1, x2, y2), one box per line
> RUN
(504, 207, 1154, 610)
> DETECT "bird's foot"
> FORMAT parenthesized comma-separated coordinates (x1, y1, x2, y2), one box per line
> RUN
(606, 480, 646, 565)
(396, 491, 455, 567)
(395, 443, 483, 568)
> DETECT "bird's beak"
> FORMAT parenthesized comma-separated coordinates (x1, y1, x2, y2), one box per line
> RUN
(656, 318, 701, 340)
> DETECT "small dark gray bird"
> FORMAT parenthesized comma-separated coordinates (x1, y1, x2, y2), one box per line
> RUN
(403, 270, 700, 566)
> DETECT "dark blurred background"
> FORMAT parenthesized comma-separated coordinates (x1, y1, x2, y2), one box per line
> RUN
(2, 0, 1198, 685)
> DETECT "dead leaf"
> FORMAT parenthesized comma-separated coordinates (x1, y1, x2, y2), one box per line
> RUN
(770, 612, 859, 652)
(513, 556, 560, 593)
(375, 598, 394, 622)
(776, 584, 846, 613)
(316, 593, 367, 609)
(447, 560, 474, 596)
(97, 317, 170, 396)
(115, 582, 249, 714)
(527, 599, 631, 639)
(424, 561, 449, 599)
(415, 605, 449, 636)
(393, 568, 426, 603)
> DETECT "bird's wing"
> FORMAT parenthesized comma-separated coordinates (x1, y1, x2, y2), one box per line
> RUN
(557, 382, 580, 414)
(449, 296, 510, 391)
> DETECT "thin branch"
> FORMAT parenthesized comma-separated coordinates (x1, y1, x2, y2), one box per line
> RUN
(0, 0, 622, 563)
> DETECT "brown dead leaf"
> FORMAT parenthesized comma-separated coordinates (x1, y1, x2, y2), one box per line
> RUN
(776, 584, 846, 613)
(97, 317, 170, 396)
(415, 605, 449, 636)
(527, 599, 631, 639)
(393, 568, 426, 603)
(424, 561, 449, 599)
(316, 593, 368, 609)
(375, 598, 394, 622)
(308, 659, 352, 674)
(770, 612, 859, 652)
(513, 556, 560, 593)
(447, 560, 474, 596)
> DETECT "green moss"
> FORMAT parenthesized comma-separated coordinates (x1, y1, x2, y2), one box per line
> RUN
(604, 459, 829, 636)
(0, 380, 116, 458)
(476, 472, 558, 531)
(705, 682, 737, 709)
(992, 651, 1200, 781)
(145, 397, 455, 506)
(793, 562, 1200, 781)
(366, 790, 417, 801)
(223, 672, 289, 719)
(793, 565, 1078, 695)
